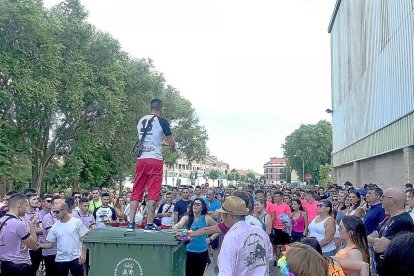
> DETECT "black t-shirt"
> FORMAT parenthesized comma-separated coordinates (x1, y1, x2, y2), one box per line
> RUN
(378, 212, 414, 239)
(174, 199, 193, 222)
(375, 212, 414, 267)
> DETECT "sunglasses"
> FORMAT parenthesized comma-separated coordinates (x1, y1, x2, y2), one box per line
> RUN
(52, 209, 65, 215)
(74, 196, 81, 199)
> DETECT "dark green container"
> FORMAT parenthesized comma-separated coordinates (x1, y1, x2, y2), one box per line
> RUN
(83, 227, 186, 276)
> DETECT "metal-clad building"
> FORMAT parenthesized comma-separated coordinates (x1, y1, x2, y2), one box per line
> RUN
(328, 0, 414, 187)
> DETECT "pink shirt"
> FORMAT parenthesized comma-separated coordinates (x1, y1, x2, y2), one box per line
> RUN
(270, 202, 291, 229)
(291, 211, 306, 233)
(302, 200, 319, 223)
(265, 202, 274, 214)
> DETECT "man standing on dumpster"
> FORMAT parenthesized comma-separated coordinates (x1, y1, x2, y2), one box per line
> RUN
(128, 99, 176, 231)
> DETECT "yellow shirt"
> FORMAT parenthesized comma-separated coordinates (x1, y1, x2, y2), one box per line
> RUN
(89, 199, 102, 214)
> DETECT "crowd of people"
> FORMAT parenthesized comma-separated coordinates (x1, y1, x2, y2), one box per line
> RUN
(1, 100, 414, 276)
(0, 181, 413, 275)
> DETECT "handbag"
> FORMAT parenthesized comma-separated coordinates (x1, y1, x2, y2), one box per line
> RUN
(132, 115, 157, 158)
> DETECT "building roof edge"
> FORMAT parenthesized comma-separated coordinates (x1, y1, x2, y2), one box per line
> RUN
(328, 0, 342, 33)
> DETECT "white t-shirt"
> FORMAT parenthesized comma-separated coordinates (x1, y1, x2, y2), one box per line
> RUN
(137, 114, 172, 160)
(93, 206, 116, 229)
(46, 217, 89, 262)
(158, 203, 174, 226)
(124, 204, 147, 224)
(218, 220, 273, 276)
(245, 215, 263, 228)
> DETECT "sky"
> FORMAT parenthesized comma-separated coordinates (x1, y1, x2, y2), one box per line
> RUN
(44, 0, 336, 173)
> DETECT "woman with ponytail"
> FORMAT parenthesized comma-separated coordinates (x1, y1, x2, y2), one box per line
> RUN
(336, 216, 370, 275)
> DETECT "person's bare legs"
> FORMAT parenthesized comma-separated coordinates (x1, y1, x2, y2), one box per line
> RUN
(146, 200, 157, 225)
(129, 200, 140, 224)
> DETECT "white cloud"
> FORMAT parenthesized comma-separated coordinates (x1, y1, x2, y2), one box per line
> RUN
(44, 0, 336, 173)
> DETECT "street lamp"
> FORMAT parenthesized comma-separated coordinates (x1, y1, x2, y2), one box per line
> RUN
(294, 155, 305, 184)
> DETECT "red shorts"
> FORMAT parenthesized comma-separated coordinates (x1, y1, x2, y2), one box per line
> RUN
(131, 158, 163, 202)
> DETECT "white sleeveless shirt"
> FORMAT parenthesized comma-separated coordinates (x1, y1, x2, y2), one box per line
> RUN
(308, 216, 336, 253)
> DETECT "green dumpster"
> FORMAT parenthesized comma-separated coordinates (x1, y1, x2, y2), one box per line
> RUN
(83, 227, 186, 276)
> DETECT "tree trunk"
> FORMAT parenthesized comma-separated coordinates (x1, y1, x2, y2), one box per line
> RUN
(73, 180, 79, 191)
(31, 158, 46, 193)
(164, 169, 168, 185)
(118, 179, 123, 197)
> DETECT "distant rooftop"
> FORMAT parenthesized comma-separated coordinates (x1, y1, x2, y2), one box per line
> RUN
(264, 157, 287, 166)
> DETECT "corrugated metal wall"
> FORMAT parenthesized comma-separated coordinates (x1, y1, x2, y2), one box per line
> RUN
(330, 0, 414, 166)
(332, 111, 414, 166)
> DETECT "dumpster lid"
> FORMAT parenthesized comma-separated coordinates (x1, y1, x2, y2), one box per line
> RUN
(83, 227, 182, 245)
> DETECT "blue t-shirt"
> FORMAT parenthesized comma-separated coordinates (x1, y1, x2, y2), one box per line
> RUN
(364, 203, 386, 235)
(204, 198, 222, 213)
(186, 215, 208, 253)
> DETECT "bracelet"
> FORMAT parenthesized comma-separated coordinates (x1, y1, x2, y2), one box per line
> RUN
(181, 230, 192, 241)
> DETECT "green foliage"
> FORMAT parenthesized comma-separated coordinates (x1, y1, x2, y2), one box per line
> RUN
(245, 173, 257, 184)
(208, 169, 220, 180)
(208, 169, 220, 186)
(318, 164, 332, 187)
(0, 0, 208, 192)
(239, 174, 247, 184)
(282, 120, 332, 185)
(227, 171, 237, 182)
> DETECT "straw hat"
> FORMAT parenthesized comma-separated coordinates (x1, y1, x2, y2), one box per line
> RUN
(217, 196, 249, 215)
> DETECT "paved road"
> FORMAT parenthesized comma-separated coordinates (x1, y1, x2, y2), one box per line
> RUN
(204, 263, 280, 276)
(204, 260, 218, 276)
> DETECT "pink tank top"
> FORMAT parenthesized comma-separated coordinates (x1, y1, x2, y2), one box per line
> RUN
(291, 211, 305, 233)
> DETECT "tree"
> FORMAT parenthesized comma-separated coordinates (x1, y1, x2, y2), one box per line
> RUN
(282, 120, 332, 185)
(318, 164, 332, 187)
(239, 174, 247, 184)
(208, 169, 220, 187)
(246, 172, 257, 184)
(0, 0, 208, 192)
(227, 171, 237, 185)
(1, 0, 63, 191)
(162, 86, 208, 163)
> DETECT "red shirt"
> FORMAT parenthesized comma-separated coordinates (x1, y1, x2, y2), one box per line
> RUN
(218, 222, 230, 234)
